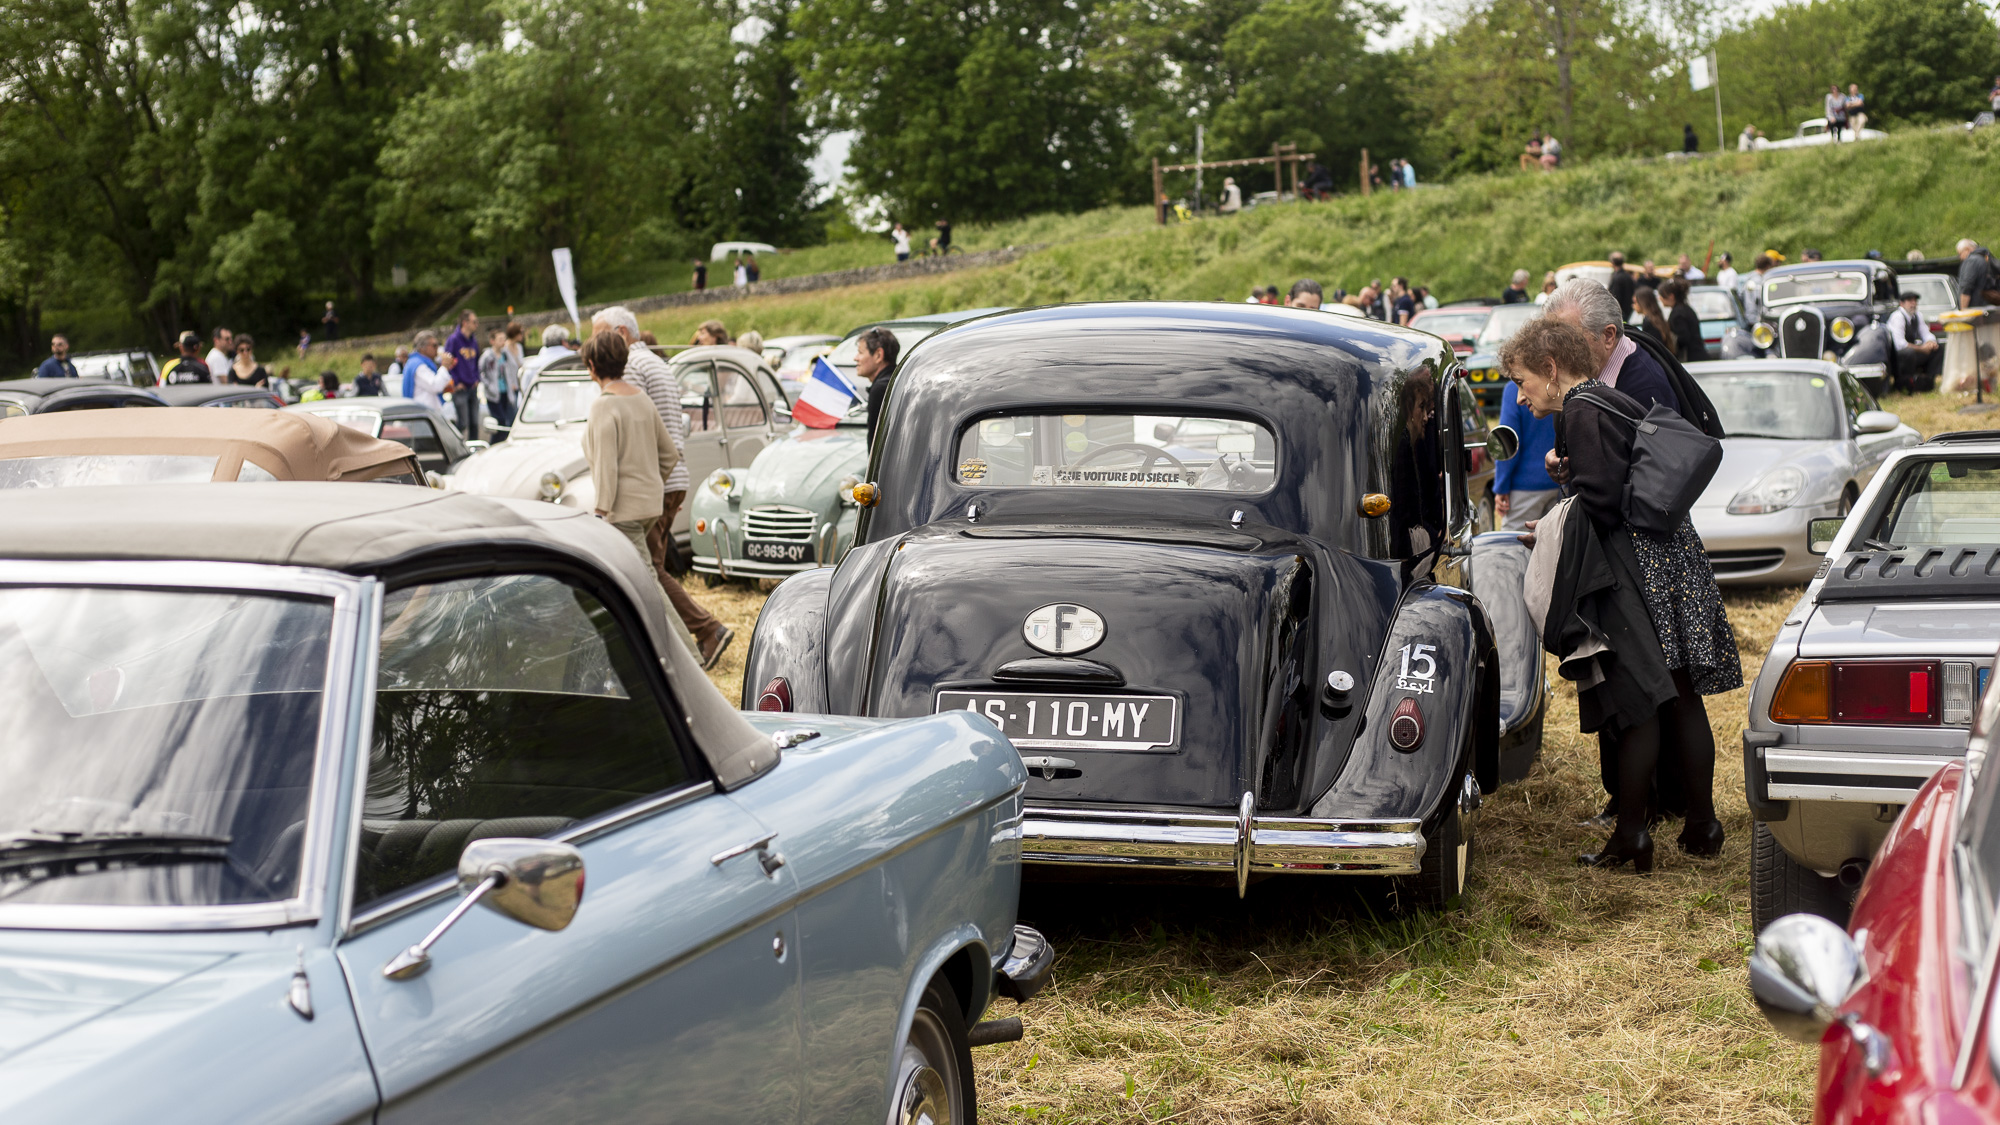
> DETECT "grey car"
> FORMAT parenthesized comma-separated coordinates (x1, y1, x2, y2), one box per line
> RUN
(1687, 360, 1919, 585)
(1744, 432, 2000, 931)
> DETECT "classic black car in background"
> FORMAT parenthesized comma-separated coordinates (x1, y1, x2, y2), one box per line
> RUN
(154, 383, 286, 409)
(744, 302, 1546, 907)
(1735, 259, 1899, 391)
(0, 377, 164, 418)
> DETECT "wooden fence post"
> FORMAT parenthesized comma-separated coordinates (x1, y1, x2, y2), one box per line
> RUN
(1153, 157, 1164, 225)
(1360, 148, 1371, 196)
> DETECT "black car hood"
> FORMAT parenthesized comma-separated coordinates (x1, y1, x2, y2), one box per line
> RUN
(854, 521, 1393, 812)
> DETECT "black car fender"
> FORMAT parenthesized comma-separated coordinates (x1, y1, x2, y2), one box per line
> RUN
(1308, 584, 1496, 822)
(739, 568, 835, 712)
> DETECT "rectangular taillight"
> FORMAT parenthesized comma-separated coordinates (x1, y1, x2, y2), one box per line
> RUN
(1771, 659, 1978, 726)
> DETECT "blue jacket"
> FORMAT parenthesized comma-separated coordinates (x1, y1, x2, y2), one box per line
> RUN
(1495, 381, 1558, 494)
(34, 356, 77, 379)
(402, 352, 437, 398)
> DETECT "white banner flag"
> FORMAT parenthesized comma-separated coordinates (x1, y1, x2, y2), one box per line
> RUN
(1688, 54, 1713, 92)
(552, 247, 580, 331)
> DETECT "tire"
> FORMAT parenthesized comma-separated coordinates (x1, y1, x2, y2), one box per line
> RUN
(888, 980, 975, 1125)
(700, 571, 728, 589)
(1750, 821, 1850, 934)
(1398, 767, 1474, 912)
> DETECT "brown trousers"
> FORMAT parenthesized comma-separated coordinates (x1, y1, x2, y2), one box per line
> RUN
(647, 490, 723, 642)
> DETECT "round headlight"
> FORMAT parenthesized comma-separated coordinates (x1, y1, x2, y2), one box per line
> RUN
(538, 472, 564, 501)
(708, 471, 735, 497)
(1829, 317, 1856, 343)
(1752, 323, 1775, 349)
(1727, 466, 1807, 515)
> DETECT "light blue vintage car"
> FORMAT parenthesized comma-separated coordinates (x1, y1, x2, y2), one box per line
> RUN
(0, 483, 1051, 1125)
(689, 406, 869, 580)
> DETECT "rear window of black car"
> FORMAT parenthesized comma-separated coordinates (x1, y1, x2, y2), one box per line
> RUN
(954, 413, 1276, 494)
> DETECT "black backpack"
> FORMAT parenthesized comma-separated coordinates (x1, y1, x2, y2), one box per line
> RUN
(1624, 327, 1727, 439)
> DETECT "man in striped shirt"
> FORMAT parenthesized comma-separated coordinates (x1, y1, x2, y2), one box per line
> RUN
(593, 306, 733, 668)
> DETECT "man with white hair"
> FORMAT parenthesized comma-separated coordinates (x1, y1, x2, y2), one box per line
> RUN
(1540, 278, 1680, 416)
(1958, 238, 1994, 309)
(591, 305, 732, 668)
(1502, 269, 1532, 303)
(519, 324, 575, 396)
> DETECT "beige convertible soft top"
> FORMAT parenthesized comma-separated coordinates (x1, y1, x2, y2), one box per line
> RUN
(0, 483, 775, 790)
(0, 408, 422, 482)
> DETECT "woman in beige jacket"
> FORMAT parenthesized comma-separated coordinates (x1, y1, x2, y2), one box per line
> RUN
(579, 331, 699, 656)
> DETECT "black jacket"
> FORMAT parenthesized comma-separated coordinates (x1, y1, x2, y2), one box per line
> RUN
(866, 372, 893, 450)
(1623, 326, 1726, 438)
(1665, 301, 1704, 363)
(1607, 271, 1637, 319)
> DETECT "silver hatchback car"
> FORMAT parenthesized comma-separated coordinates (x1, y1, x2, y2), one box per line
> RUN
(1745, 432, 2000, 931)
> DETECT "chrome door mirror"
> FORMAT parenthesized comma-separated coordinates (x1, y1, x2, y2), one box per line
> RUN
(424, 470, 446, 490)
(1749, 913, 1890, 1073)
(464, 439, 493, 454)
(1485, 425, 1521, 462)
(1855, 410, 1900, 435)
(383, 838, 584, 980)
(1809, 518, 1845, 555)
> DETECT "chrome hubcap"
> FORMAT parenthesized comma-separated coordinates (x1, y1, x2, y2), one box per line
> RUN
(897, 1064, 953, 1125)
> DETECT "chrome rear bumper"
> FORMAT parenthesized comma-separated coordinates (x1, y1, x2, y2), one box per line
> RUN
(1022, 795, 1426, 895)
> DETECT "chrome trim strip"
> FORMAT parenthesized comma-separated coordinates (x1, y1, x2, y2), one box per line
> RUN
(1767, 750, 1958, 777)
(1768, 784, 1930, 803)
(334, 579, 385, 939)
(691, 554, 815, 578)
(1022, 804, 1427, 876)
(0, 561, 367, 932)
(344, 781, 719, 937)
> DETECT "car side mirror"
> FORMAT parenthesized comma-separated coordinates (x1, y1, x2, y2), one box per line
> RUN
(480, 416, 500, 439)
(773, 404, 793, 424)
(1749, 913, 1890, 1075)
(383, 838, 585, 980)
(1855, 410, 1899, 435)
(464, 439, 492, 454)
(424, 470, 446, 490)
(1485, 424, 1521, 462)
(1808, 518, 1845, 554)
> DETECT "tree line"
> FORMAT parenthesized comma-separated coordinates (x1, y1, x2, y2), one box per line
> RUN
(3, 0, 1994, 360)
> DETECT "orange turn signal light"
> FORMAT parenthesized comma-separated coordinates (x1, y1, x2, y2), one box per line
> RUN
(694, 518, 708, 534)
(851, 482, 880, 508)
(1360, 493, 1392, 518)
(1771, 661, 1831, 724)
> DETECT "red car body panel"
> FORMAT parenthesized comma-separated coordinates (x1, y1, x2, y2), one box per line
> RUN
(1821, 763, 2000, 1122)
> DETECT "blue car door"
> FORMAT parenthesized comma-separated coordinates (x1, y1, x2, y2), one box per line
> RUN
(332, 570, 803, 1125)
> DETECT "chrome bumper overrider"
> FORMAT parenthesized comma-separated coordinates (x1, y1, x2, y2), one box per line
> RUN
(1022, 794, 1427, 896)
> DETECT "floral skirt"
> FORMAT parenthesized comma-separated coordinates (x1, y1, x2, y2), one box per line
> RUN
(1627, 518, 1742, 695)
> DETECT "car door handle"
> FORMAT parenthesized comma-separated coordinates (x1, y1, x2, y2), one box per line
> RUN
(711, 832, 785, 877)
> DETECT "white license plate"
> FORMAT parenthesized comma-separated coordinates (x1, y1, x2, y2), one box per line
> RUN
(935, 690, 1178, 750)
(744, 539, 811, 563)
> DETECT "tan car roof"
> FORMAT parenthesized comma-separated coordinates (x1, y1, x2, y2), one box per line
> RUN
(0, 408, 421, 481)
(0, 483, 773, 790)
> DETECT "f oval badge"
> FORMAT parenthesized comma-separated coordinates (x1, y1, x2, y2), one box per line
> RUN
(1022, 603, 1106, 655)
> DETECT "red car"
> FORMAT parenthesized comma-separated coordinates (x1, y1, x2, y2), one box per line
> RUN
(1752, 669, 2000, 1122)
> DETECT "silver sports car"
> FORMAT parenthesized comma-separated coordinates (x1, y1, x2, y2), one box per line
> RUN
(1687, 360, 1920, 585)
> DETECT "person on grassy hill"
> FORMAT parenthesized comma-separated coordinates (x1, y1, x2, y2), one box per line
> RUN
(1220, 177, 1242, 213)
(164, 331, 209, 384)
(1520, 134, 1543, 172)
(1495, 378, 1559, 532)
(1303, 161, 1333, 200)
(1739, 123, 1758, 151)
(1659, 278, 1705, 363)
(1402, 158, 1417, 187)
(1502, 269, 1532, 304)
(1801, 247, 1823, 262)
(1287, 279, 1323, 309)
(1845, 84, 1868, 134)
(743, 253, 760, 283)
(1541, 133, 1561, 169)
(1607, 252, 1636, 320)
(1682, 123, 1699, 154)
(1957, 238, 1996, 308)
(1888, 290, 1944, 392)
(733, 255, 748, 287)
(320, 300, 339, 342)
(1503, 316, 1736, 875)
(1825, 84, 1848, 140)
(205, 327, 233, 381)
(893, 222, 911, 262)
(691, 258, 707, 291)
(1387, 158, 1403, 191)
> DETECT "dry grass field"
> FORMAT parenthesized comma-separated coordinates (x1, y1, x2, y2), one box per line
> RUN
(689, 386, 1998, 1123)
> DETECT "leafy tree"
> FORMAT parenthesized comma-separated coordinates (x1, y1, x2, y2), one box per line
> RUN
(1843, 0, 2000, 125)
(790, 0, 1127, 222)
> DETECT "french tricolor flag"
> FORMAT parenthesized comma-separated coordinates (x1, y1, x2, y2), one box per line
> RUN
(793, 357, 860, 428)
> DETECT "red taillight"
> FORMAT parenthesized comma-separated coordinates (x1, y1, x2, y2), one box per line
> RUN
(1388, 698, 1424, 751)
(1831, 660, 1939, 725)
(756, 677, 792, 712)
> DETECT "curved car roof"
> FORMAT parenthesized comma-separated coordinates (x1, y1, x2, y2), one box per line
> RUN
(838, 307, 1009, 340)
(153, 383, 283, 407)
(0, 407, 420, 481)
(0, 482, 773, 788)
(0, 377, 159, 400)
(1767, 259, 1895, 278)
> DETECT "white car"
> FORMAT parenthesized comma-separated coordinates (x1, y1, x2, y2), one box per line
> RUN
(448, 345, 785, 537)
(1755, 118, 1887, 149)
(1688, 359, 1919, 585)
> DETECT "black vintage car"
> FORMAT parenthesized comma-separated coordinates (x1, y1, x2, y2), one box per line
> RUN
(1735, 259, 1898, 392)
(0, 377, 164, 418)
(154, 382, 287, 409)
(743, 302, 1548, 907)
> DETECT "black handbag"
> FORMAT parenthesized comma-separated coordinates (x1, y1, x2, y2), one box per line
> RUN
(1571, 391, 1723, 537)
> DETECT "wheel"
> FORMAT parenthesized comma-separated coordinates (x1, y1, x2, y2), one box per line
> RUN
(1750, 821, 1849, 934)
(1398, 768, 1474, 911)
(889, 980, 974, 1125)
(700, 571, 728, 588)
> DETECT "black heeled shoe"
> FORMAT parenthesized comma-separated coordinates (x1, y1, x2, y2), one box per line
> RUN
(1678, 818, 1725, 858)
(1578, 829, 1654, 874)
